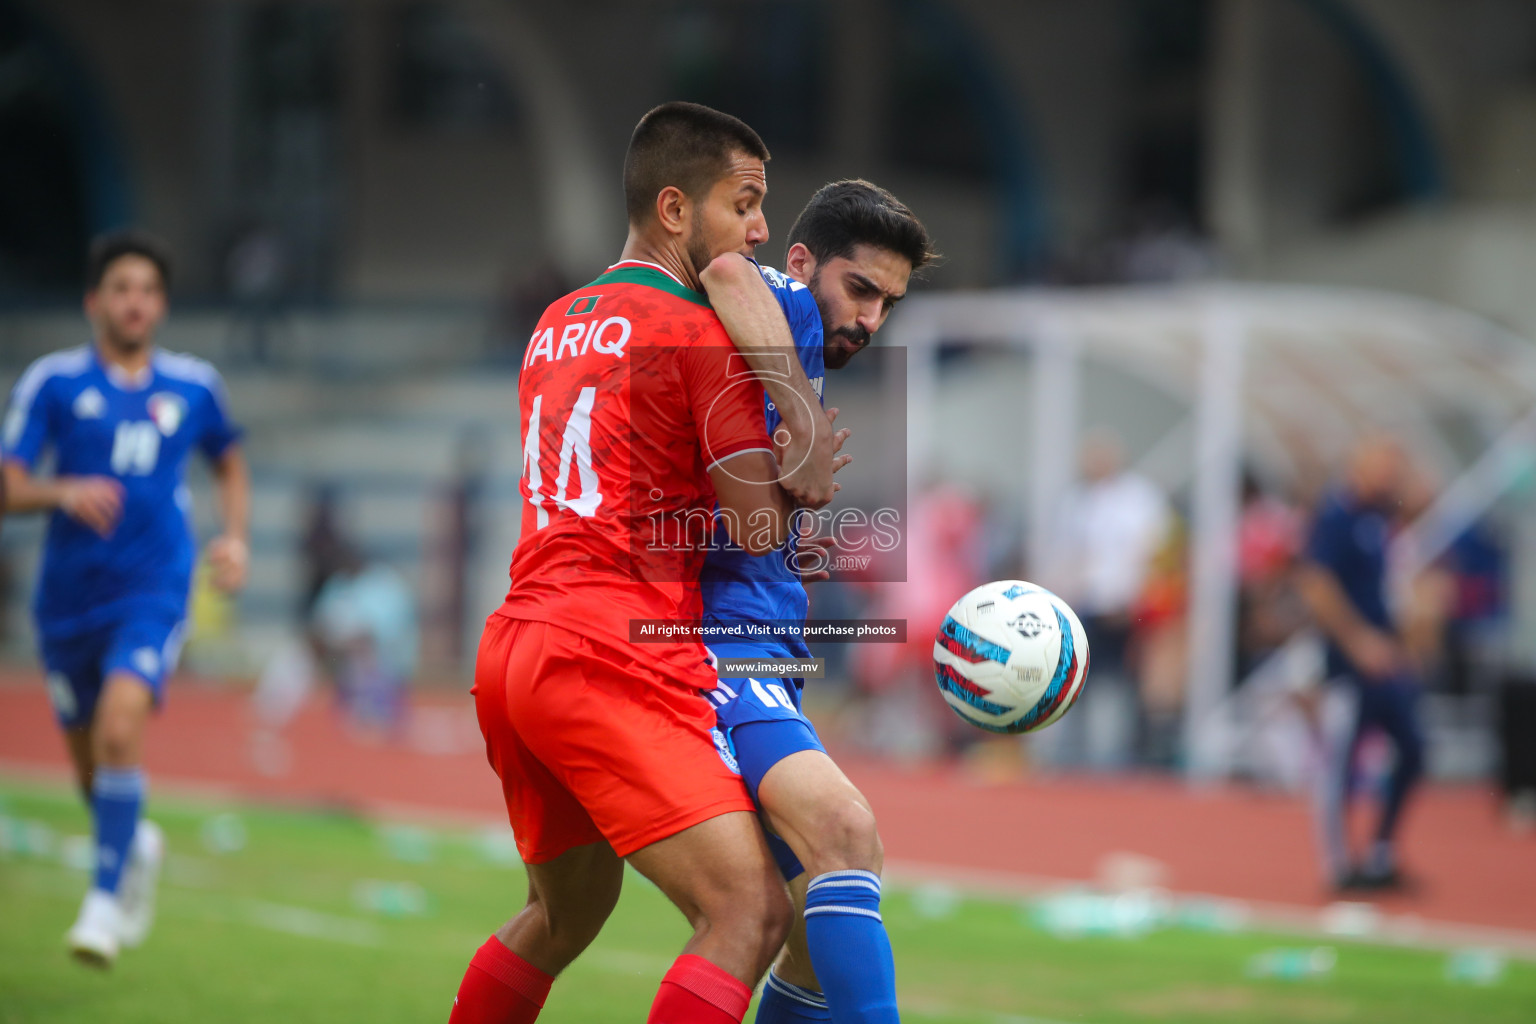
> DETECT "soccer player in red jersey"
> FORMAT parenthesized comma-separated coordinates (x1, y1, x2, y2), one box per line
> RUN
(448, 103, 837, 1024)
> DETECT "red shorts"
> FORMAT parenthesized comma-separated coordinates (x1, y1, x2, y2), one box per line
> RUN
(473, 613, 754, 864)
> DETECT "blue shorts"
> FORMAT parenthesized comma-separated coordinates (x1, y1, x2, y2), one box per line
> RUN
(39, 613, 186, 728)
(704, 642, 827, 881)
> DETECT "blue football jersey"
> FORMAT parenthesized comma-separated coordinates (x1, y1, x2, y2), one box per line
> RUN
(2, 345, 243, 637)
(699, 264, 824, 656)
(1304, 487, 1394, 680)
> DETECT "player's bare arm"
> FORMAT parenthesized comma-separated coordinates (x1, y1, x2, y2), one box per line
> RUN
(709, 451, 795, 556)
(790, 408, 853, 583)
(700, 253, 836, 509)
(207, 444, 250, 592)
(1, 460, 124, 538)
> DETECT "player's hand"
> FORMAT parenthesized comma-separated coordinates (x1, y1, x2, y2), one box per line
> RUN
(795, 533, 839, 583)
(1347, 626, 1403, 681)
(773, 408, 837, 509)
(59, 476, 123, 537)
(828, 407, 853, 486)
(207, 534, 249, 593)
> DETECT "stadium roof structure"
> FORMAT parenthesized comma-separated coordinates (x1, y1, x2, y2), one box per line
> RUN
(884, 282, 1536, 777)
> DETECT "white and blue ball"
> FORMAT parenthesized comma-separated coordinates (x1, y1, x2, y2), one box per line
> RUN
(932, 580, 1090, 734)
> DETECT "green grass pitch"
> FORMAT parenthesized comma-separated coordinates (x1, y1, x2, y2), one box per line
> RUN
(2, 779, 1533, 1023)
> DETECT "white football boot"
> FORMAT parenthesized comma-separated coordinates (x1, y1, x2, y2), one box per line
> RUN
(66, 889, 123, 968)
(116, 820, 165, 948)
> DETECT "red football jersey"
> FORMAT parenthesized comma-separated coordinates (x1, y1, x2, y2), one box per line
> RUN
(498, 259, 772, 678)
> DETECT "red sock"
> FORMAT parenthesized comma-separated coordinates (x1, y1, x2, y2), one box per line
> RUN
(447, 936, 553, 1024)
(646, 954, 753, 1024)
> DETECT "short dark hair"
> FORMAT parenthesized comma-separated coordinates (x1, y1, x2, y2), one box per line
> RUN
(86, 230, 173, 291)
(786, 180, 938, 274)
(623, 102, 770, 224)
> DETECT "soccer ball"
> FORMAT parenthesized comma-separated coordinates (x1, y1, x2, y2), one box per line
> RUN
(932, 580, 1090, 734)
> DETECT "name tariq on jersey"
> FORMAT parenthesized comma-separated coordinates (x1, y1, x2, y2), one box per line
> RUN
(523, 316, 633, 367)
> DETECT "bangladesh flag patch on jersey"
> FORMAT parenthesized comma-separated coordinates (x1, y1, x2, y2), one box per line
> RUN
(566, 294, 600, 316)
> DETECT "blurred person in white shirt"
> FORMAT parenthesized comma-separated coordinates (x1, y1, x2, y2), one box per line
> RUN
(1036, 428, 1171, 769)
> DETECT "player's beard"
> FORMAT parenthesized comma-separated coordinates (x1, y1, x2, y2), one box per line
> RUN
(812, 268, 871, 370)
(823, 324, 870, 369)
(685, 223, 714, 278)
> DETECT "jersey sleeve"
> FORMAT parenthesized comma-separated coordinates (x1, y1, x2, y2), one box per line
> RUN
(2, 364, 58, 468)
(757, 264, 820, 341)
(195, 370, 243, 459)
(757, 264, 824, 390)
(681, 322, 772, 471)
(784, 281, 822, 347)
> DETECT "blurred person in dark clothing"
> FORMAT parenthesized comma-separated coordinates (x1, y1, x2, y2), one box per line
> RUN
(1439, 523, 1507, 696)
(1296, 435, 1425, 892)
(490, 261, 571, 363)
(299, 483, 347, 620)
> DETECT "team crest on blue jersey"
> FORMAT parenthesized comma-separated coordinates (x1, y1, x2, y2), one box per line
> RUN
(147, 392, 188, 436)
(72, 387, 105, 420)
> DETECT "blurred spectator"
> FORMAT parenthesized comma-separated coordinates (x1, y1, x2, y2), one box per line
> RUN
(1131, 515, 1188, 769)
(1386, 464, 1510, 700)
(252, 494, 419, 767)
(1296, 435, 1426, 892)
(1389, 466, 1457, 683)
(1113, 200, 1221, 283)
(1440, 522, 1508, 696)
(0, 544, 12, 647)
(312, 544, 419, 739)
(1036, 428, 1170, 770)
(223, 223, 291, 364)
(1048, 200, 1219, 285)
(849, 484, 986, 758)
(1236, 473, 1307, 679)
(299, 483, 349, 622)
(250, 485, 351, 773)
(490, 261, 571, 362)
(423, 427, 490, 669)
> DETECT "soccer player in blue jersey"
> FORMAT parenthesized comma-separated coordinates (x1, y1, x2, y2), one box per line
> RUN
(700, 181, 935, 1024)
(2, 232, 250, 967)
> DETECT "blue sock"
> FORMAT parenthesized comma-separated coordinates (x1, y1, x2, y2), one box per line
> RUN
(91, 767, 144, 895)
(756, 970, 832, 1022)
(802, 870, 899, 1024)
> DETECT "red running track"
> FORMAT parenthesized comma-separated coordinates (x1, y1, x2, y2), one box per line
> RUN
(1, 675, 1532, 934)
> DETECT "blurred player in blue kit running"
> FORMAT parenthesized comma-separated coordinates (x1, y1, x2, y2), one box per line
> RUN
(700, 181, 935, 1024)
(1, 232, 250, 967)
